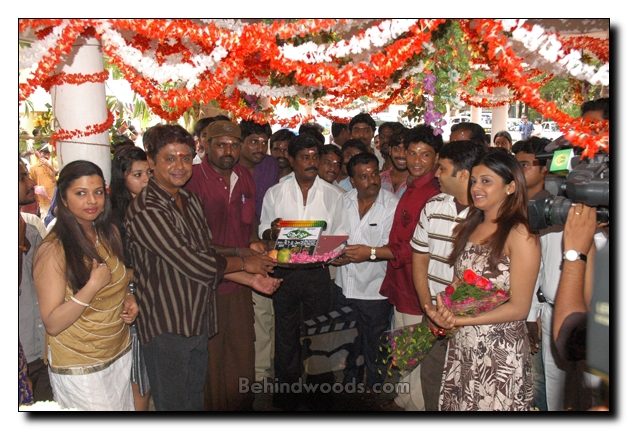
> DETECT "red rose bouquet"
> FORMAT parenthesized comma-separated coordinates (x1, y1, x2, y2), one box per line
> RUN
(439, 269, 510, 317)
(381, 269, 510, 375)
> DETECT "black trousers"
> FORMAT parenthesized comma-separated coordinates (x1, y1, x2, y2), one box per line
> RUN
(337, 286, 392, 388)
(272, 267, 331, 409)
(143, 332, 208, 411)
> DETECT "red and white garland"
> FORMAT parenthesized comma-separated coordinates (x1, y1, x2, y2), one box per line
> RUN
(501, 19, 609, 86)
(19, 19, 609, 156)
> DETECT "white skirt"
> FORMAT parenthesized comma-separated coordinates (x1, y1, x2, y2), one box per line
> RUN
(49, 350, 134, 411)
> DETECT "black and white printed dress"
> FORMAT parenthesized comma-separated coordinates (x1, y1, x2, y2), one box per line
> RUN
(439, 242, 533, 411)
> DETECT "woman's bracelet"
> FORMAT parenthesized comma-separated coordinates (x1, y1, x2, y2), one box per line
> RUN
(70, 295, 89, 307)
(234, 247, 239, 257)
(239, 256, 246, 271)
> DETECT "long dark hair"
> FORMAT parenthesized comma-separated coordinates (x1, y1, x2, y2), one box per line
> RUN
(52, 160, 123, 294)
(448, 150, 532, 272)
(110, 146, 147, 233)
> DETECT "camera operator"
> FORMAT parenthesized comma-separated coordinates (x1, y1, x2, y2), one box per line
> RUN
(553, 203, 598, 361)
(553, 203, 609, 411)
(552, 96, 609, 359)
(526, 96, 609, 411)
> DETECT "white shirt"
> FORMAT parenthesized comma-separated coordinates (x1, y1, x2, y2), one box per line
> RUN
(21, 212, 48, 239)
(410, 193, 469, 298)
(337, 176, 353, 192)
(539, 226, 607, 304)
(259, 175, 350, 237)
(192, 153, 204, 165)
(277, 173, 346, 280)
(373, 145, 386, 170)
(336, 188, 399, 300)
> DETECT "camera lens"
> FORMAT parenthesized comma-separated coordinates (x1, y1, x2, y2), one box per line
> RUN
(547, 195, 573, 227)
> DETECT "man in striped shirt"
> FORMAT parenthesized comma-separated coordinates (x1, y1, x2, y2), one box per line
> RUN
(410, 140, 485, 410)
(126, 124, 279, 411)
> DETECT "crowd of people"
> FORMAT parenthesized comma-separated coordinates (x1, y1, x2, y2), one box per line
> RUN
(19, 98, 609, 411)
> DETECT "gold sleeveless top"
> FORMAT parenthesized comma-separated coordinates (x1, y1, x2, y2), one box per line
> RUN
(46, 232, 131, 374)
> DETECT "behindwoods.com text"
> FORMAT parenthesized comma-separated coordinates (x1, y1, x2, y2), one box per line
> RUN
(239, 377, 409, 395)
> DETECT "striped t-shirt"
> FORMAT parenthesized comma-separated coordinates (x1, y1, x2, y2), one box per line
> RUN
(411, 193, 469, 298)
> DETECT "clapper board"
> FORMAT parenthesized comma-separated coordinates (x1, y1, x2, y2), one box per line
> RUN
(301, 306, 360, 375)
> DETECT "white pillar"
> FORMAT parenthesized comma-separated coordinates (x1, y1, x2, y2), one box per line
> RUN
(51, 35, 111, 182)
(491, 86, 509, 144)
(470, 103, 482, 124)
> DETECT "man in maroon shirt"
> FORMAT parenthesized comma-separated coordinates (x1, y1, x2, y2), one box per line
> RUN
(185, 120, 273, 411)
(379, 125, 442, 411)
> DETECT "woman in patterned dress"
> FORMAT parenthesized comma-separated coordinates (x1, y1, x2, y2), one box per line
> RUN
(33, 160, 138, 410)
(425, 150, 540, 411)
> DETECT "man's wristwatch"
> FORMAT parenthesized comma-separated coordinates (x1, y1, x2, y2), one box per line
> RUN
(563, 249, 587, 262)
(370, 247, 377, 260)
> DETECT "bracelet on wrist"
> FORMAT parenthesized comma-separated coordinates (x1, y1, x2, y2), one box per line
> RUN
(234, 247, 239, 257)
(239, 256, 246, 271)
(70, 295, 89, 307)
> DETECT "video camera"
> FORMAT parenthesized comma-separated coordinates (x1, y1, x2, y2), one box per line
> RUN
(528, 139, 609, 231)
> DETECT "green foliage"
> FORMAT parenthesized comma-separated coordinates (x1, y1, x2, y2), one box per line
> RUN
(104, 57, 125, 80)
(280, 96, 299, 111)
(449, 283, 491, 302)
(538, 75, 600, 119)
(22, 99, 35, 117)
(32, 103, 54, 137)
(400, 20, 486, 124)
(269, 70, 296, 87)
(132, 93, 152, 129)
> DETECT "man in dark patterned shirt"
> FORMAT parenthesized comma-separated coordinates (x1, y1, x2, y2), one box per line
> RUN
(125, 124, 279, 411)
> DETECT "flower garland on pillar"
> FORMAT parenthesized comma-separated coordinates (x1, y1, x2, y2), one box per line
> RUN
(50, 111, 115, 149)
(41, 70, 110, 92)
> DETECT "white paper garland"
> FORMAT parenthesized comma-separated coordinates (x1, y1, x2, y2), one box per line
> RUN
(94, 21, 229, 88)
(278, 19, 418, 64)
(19, 19, 70, 72)
(501, 19, 609, 86)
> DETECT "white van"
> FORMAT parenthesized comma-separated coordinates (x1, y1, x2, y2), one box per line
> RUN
(541, 121, 562, 141)
(506, 118, 522, 142)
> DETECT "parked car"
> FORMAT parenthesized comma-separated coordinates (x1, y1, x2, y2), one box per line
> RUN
(541, 121, 562, 141)
(442, 114, 491, 141)
(506, 118, 522, 142)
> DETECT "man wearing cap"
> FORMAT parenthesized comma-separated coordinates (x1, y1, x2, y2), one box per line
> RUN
(519, 115, 535, 140)
(185, 119, 270, 411)
(29, 144, 58, 218)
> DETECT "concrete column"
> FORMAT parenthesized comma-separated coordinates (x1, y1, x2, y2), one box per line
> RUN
(491, 86, 509, 144)
(51, 35, 111, 182)
(470, 103, 481, 124)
